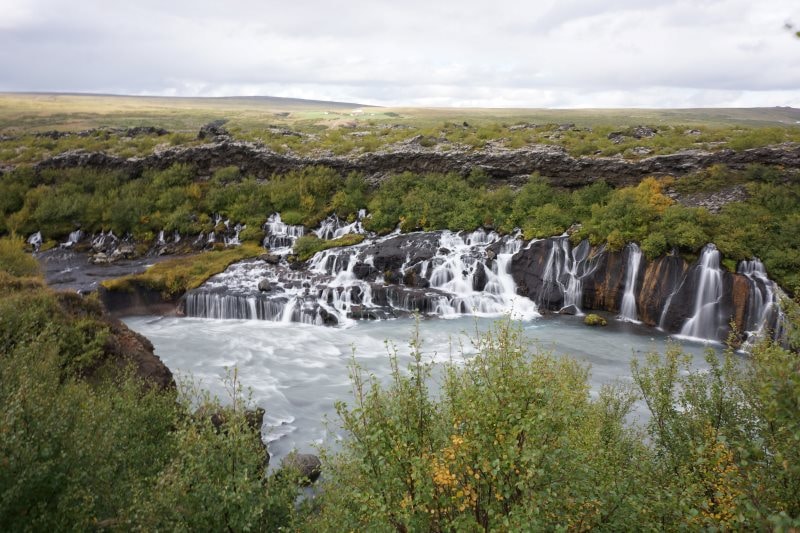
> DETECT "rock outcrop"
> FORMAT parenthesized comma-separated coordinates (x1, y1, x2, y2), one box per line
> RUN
(33, 140, 800, 188)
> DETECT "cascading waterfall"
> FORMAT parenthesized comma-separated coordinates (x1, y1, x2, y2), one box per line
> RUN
(224, 223, 244, 246)
(185, 224, 539, 326)
(263, 213, 305, 252)
(179, 215, 785, 343)
(679, 244, 723, 340)
(738, 258, 778, 343)
(618, 243, 642, 322)
(538, 237, 594, 313)
(61, 230, 83, 248)
(314, 210, 367, 240)
(27, 231, 43, 251)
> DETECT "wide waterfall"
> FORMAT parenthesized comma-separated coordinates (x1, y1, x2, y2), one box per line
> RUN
(618, 243, 642, 322)
(185, 222, 539, 325)
(175, 213, 789, 344)
(679, 244, 724, 340)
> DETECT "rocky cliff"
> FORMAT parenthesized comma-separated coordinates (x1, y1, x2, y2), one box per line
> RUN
(32, 140, 800, 187)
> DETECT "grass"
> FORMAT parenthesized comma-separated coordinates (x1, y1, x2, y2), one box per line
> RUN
(101, 243, 263, 297)
(291, 234, 365, 262)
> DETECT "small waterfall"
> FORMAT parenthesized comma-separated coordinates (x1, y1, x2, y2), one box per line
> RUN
(263, 213, 305, 252)
(91, 230, 117, 250)
(314, 211, 366, 240)
(618, 243, 642, 322)
(61, 229, 83, 248)
(156, 231, 166, 246)
(679, 244, 723, 340)
(738, 258, 778, 343)
(538, 237, 594, 313)
(224, 223, 244, 246)
(27, 231, 43, 251)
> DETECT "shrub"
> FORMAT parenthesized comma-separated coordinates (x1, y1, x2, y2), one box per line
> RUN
(584, 313, 607, 326)
(0, 235, 40, 277)
(292, 234, 365, 262)
(308, 321, 647, 531)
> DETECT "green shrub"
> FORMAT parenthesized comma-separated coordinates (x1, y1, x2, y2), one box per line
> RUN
(0, 235, 39, 277)
(292, 233, 365, 262)
(309, 321, 647, 531)
(584, 313, 607, 326)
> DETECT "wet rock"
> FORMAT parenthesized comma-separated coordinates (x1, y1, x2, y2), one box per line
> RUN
(259, 253, 282, 265)
(258, 279, 272, 292)
(317, 307, 339, 326)
(472, 262, 488, 292)
(559, 304, 580, 315)
(352, 262, 378, 281)
(281, 453, 322, 484)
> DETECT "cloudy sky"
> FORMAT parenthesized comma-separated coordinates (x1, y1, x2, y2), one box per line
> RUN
(1, 0, 799, 108)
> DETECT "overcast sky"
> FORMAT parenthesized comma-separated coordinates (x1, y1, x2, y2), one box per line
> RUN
(1, 0, 799, 108)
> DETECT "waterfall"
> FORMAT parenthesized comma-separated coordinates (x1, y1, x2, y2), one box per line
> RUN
(538, 237, 595, 313)
(224, 223, 244, 246)
(27, 231, 43, 251)
(738, 258, 778, 344)
(314, 211, 366, 240)
(679, 244, 723, 340)
(263, 213, 305, 252)
(185, 227, 539, 325)
(61, 230, 83, 248)
(618, 243, 642, 322)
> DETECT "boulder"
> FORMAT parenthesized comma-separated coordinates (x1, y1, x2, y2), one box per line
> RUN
(198, 119, 230, 141)
(259, 253, 281, 265)
(258, 279, 272, 292)
(281, 453, 322, 484)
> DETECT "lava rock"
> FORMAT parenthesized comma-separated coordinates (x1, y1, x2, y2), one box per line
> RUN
(198, 119, 230, 141)
(281, 453, 322, 484)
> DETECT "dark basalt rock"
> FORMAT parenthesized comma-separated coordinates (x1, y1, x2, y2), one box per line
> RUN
(258, 279, 272, 292)
(281, 453, 322, 484)
(198, 119, 230, 141)
(472, 262, 488, 292)
(33, 138, 800, 190)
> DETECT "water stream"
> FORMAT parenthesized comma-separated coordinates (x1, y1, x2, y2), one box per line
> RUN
(125, 315, 715, 464)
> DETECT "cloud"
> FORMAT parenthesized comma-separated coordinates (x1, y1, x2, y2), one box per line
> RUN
(1, 0, 798, 107)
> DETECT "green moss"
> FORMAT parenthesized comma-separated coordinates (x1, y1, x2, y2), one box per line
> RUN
(292, 234, 365, 262)
(101, 243, 263, 297)
(584, 313, 608, 326)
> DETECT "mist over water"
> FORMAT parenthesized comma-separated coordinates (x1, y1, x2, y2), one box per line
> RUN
(124, 314, 716, 463)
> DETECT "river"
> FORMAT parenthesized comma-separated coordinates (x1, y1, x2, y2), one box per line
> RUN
(124, 314, 717, 463)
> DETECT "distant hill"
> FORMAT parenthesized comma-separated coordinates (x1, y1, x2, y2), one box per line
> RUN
(0, 92, 798, 133)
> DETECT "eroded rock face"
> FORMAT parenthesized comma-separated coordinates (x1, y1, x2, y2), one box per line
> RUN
(33, 140, 800, 188)
(510, 238, 771, 342)
(55, 291, 174, 390)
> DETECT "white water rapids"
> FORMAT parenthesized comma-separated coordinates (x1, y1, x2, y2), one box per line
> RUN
(124, 315, 715, 465)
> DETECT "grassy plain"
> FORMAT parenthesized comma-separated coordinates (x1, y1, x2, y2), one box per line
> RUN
(2, 92, 799, 134)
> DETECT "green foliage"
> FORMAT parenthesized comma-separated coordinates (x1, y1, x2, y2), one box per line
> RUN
(309, 321, 648, 531)
(0, 271, 299, 531)
(292, 233, 365, 262)
(584, 313, 607, 326)
(0, 235, 39, 277)
(101, 243, 263, 297)
(632, 337, 800, 529)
